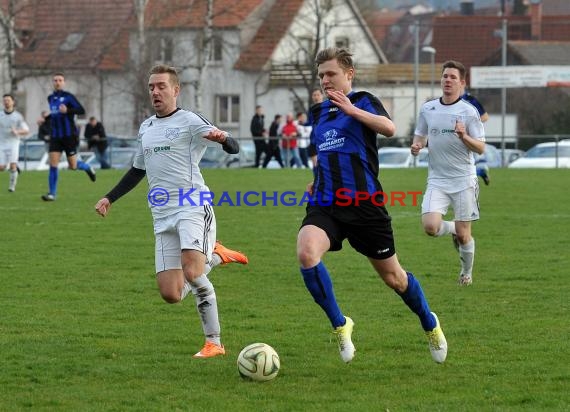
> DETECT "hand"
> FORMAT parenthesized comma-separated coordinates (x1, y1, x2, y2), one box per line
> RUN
(58, 104, 68, 114)
(95, 197, 111, 217)
(410, 143, 422, 156)
(306, 182, 314, 196)
(455, 120, 466, 140)
(203, 128, 228, 144)
(326, 90, 353, 114)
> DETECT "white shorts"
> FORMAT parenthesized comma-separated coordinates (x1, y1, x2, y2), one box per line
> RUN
(421, 184, 480, 221)
(0, 139, 19, 165)
(153, 206, 217, 273)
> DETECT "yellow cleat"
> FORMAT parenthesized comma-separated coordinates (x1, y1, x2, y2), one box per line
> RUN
(426, 312, 447, 363)
(333, 316, 355, 363)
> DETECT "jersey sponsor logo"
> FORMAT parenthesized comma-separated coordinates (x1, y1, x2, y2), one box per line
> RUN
(165, 127, 180, 141)
(328, 107, 339, 112)
(153, 145, 171, 153)
(144, 147, 153, 158)
(318, 129, 345, 151)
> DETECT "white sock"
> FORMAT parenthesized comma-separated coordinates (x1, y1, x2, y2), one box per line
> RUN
(203, 254, 222, 276)
(436, 220, 456, 237)
(180, 280, 192, 301)
(9, 169, 17, 191)
(191, 274, 221, 345)
(459, 238, 475, 276)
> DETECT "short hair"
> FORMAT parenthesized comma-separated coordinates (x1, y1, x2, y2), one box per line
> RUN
(274, 114, 281, 120)
(2, 93, 14, 100)
(315, 47, 354, 72)
(442, 60, 466, 80)
(53, 72, 65, 78)
(149, 64, 180, 87)
(89, 116, 96, 121)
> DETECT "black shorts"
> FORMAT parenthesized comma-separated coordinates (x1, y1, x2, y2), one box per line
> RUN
(300, 201, 396, 260)
(49, 136, 79, 157)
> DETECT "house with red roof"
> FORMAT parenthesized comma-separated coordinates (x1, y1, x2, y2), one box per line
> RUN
(8, 0, 386, 138)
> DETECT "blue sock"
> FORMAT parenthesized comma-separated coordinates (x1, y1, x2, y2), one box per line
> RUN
(76, 160, 89, 171)
(301, 262, 345, 328)
(397, 272, 436, 331)
(48, 166, 58, 195)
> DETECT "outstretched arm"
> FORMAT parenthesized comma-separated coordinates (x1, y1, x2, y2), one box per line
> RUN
(94, 166, 146, 217)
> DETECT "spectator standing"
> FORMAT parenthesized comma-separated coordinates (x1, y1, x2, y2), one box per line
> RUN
(281, 113, 302, 168)
(42, 72, 96, 201)
(37, 110, 51, 150)
(250, 105, 266, 168)
(84, 116, 111, 169)
(263, 114, 284, 168)
(307, 88, 324, 169)
(0, 94, 30, 192)
(295, 111, 311, 168)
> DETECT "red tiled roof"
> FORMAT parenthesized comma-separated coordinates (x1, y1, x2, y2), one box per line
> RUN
(15, 0, 133, 71)
(234, 0, 305, 71)
(144, 0, 263, 28)
(431, 14, 570, 73)
(364, 10, 406, 44)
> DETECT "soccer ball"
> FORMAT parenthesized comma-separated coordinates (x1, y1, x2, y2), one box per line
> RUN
(237, 343, 280, 382)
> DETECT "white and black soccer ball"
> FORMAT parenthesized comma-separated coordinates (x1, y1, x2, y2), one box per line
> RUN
(237, 343, 280, 382)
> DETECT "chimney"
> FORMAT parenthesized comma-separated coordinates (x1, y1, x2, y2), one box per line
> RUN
(529, 0, 542, 40)
(460, 1, 474, 16)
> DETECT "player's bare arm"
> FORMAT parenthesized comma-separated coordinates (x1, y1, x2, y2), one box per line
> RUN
(203, 128, 239, 154)
(455, 121, 485, 154)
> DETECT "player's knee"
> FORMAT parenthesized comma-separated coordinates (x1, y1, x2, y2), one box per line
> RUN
(160, 291, 181, 304)
(424, 225, 439, 236)
(380, 270, 407, 292)
(297, 246, 320, 268)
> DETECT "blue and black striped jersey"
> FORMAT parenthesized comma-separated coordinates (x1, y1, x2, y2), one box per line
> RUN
(48, 90, 85, 139)
(309, 91, 390, 201)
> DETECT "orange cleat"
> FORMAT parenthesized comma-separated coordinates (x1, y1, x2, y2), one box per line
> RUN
(193, 341, 226, 358)
(214, 241, 249, 265)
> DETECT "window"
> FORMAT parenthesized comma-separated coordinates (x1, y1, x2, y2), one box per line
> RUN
(196, 33, 223, 63)
(296, 37, 313, 64)
(59, 33, 84, 52)
(335, 36, 349, 49)
(150, 35, 173, 63)
(216, 95, 240, 125)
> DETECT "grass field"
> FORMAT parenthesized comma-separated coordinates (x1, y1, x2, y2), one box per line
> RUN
(0, 167, 568, 411)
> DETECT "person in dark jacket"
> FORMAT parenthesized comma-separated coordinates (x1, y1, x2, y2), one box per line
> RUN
(249, 105, 266, 168)
(85, 116, 110, 169)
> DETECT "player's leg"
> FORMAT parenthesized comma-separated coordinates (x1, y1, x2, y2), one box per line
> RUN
(66, 138, 96, 182)
(298, 215, 354, 362)
(452, 185, 479, 285)
(180, 208, 225, 358)
(421, 186, 455, 237)
(7, 141, 19, 192)
(42, 147, 62, 200)
(369, 255, 447, 363)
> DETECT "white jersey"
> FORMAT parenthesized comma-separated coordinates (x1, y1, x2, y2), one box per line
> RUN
(0, 110, 29, 142)
(133, 108, 219, 220)
(414, 98, 485, 192)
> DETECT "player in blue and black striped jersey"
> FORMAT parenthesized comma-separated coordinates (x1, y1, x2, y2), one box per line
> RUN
(297, 47, 447, 364)
(41, 72, 96, 201)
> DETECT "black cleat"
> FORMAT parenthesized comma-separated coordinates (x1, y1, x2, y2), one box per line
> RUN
(86, 166, 96, 182)
(41, 193, 55, 201)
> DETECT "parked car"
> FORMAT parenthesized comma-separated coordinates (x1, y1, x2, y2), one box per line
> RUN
(474, 144, 501, 168)
(86, 147, 137, 170)
(378, 147, 428, 168)
(509, 140, 570, 168)
(18, 140, 93, 171)
(501, 148, 525, 165)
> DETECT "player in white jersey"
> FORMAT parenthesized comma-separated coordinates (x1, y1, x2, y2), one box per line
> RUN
(94, 64, 247, 358)
(411, 60, 485, 286)
(0, 94, 30, 192)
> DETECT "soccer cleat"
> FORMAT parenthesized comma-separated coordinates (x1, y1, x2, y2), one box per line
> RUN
(482, 174, 490, 186)
(214, 241, 248, 265)
(41, 193, 55, 201)
(425, 312, 447, 363)
(86, 166, 97, 182)
(192, 341, 226, 358)
(333, 316, 355, 363)
(458, 274, 473, 286)
(8, 187, 15, 192)
(452, 234, 460, 252)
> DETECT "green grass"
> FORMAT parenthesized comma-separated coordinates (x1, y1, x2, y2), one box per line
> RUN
(0, 168, 568, 411)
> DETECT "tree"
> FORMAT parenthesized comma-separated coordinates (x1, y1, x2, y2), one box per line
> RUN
(0, 0, 32, 93)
